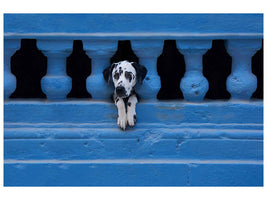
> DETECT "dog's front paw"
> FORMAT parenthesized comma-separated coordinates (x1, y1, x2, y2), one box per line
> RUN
(127, 112, 137, 127)
(117, 114, 127, 130)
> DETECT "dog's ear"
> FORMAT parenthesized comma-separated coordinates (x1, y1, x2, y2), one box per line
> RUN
(131, 62, 147, 84)
(103, 63, 116, 85)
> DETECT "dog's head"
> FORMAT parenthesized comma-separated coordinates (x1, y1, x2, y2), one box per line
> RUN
(103, 60, 147, 98)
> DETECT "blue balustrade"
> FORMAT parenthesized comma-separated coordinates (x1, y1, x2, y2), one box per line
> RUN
(38, 40, 72, 100)
(4, 39, 20, 99)
(177, 40, 212, 101)
(225, 39, 262, 99)
(4, 14, 263, 186)
(131, 40, 164, 99)
(84, 40, 118, 100)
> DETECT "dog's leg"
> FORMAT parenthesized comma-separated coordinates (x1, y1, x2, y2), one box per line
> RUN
(127, 95, 138, 127)
(115, 97, 127, 130)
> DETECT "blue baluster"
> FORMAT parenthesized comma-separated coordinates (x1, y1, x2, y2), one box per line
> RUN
(131, 40, 164, 99)
(37, 40, 72, 100)
(84, 40, 117, 100)
(225, 39, 262, 100)
(176, 40, 212, 101)
(4, 39, 20, 99)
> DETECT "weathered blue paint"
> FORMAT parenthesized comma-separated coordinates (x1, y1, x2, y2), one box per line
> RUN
(4, 14, 263, 39)
(4, 160, 262, 186)
(131, 40, 164, 99)
(83, 40, 118, 99)
(4, 101, 263, 124)
(37, 40, 73, 100)
(226, 39, 262, 99)
(4, 100, 263, 185)
(4, 135, 263, 160)
(4, 39, 20, 99)
(4, 14, 263, 186)
(4, 14, 264, 101)
(177, 40, 212, 101)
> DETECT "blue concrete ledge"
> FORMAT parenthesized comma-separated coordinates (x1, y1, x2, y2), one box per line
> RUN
(4, 101, 263, 186)
(4, 14, 263, 40)
(4, 100, 263, 124)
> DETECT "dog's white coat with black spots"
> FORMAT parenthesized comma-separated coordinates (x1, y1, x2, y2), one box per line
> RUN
(103, 60, 147, 130)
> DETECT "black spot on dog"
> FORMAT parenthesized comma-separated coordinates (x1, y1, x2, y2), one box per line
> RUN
(113, 72, 119, 80)
(123, 96, 129, 104)
(127, 102, 131, 107)
(115, 98, 119, 103)
(125, 71, 133, 83)
(119, 67, 123, 75)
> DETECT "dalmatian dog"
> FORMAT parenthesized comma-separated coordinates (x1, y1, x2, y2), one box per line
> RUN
(103, 60, 147, 130)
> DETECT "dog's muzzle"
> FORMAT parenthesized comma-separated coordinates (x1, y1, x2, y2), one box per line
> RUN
(116, 86, 127, 97)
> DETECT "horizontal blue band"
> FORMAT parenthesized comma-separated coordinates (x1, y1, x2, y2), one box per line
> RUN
(4, 14, 263, 40)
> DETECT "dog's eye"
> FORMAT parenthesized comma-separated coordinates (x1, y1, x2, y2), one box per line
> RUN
(113, 73, 119, 80)
(125, 72, 132, 80)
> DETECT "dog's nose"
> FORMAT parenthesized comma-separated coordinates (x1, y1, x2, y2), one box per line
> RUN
(116, 86, 126, 97)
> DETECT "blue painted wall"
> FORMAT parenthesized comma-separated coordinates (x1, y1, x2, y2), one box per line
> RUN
(4, 101, 263, 186)
(4, 14, 263, 40)
(4, 14, 263, 35)
(4, 14, 263, 186)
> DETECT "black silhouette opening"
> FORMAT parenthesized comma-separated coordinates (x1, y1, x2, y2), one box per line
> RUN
(10, 39, 47, 99)
(67, 40, 92, 98)
(157, 40, 185, 100)
(252, 40, 263, 99)
(110, 40, 139, 64)
(203, 40, 231, 100)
